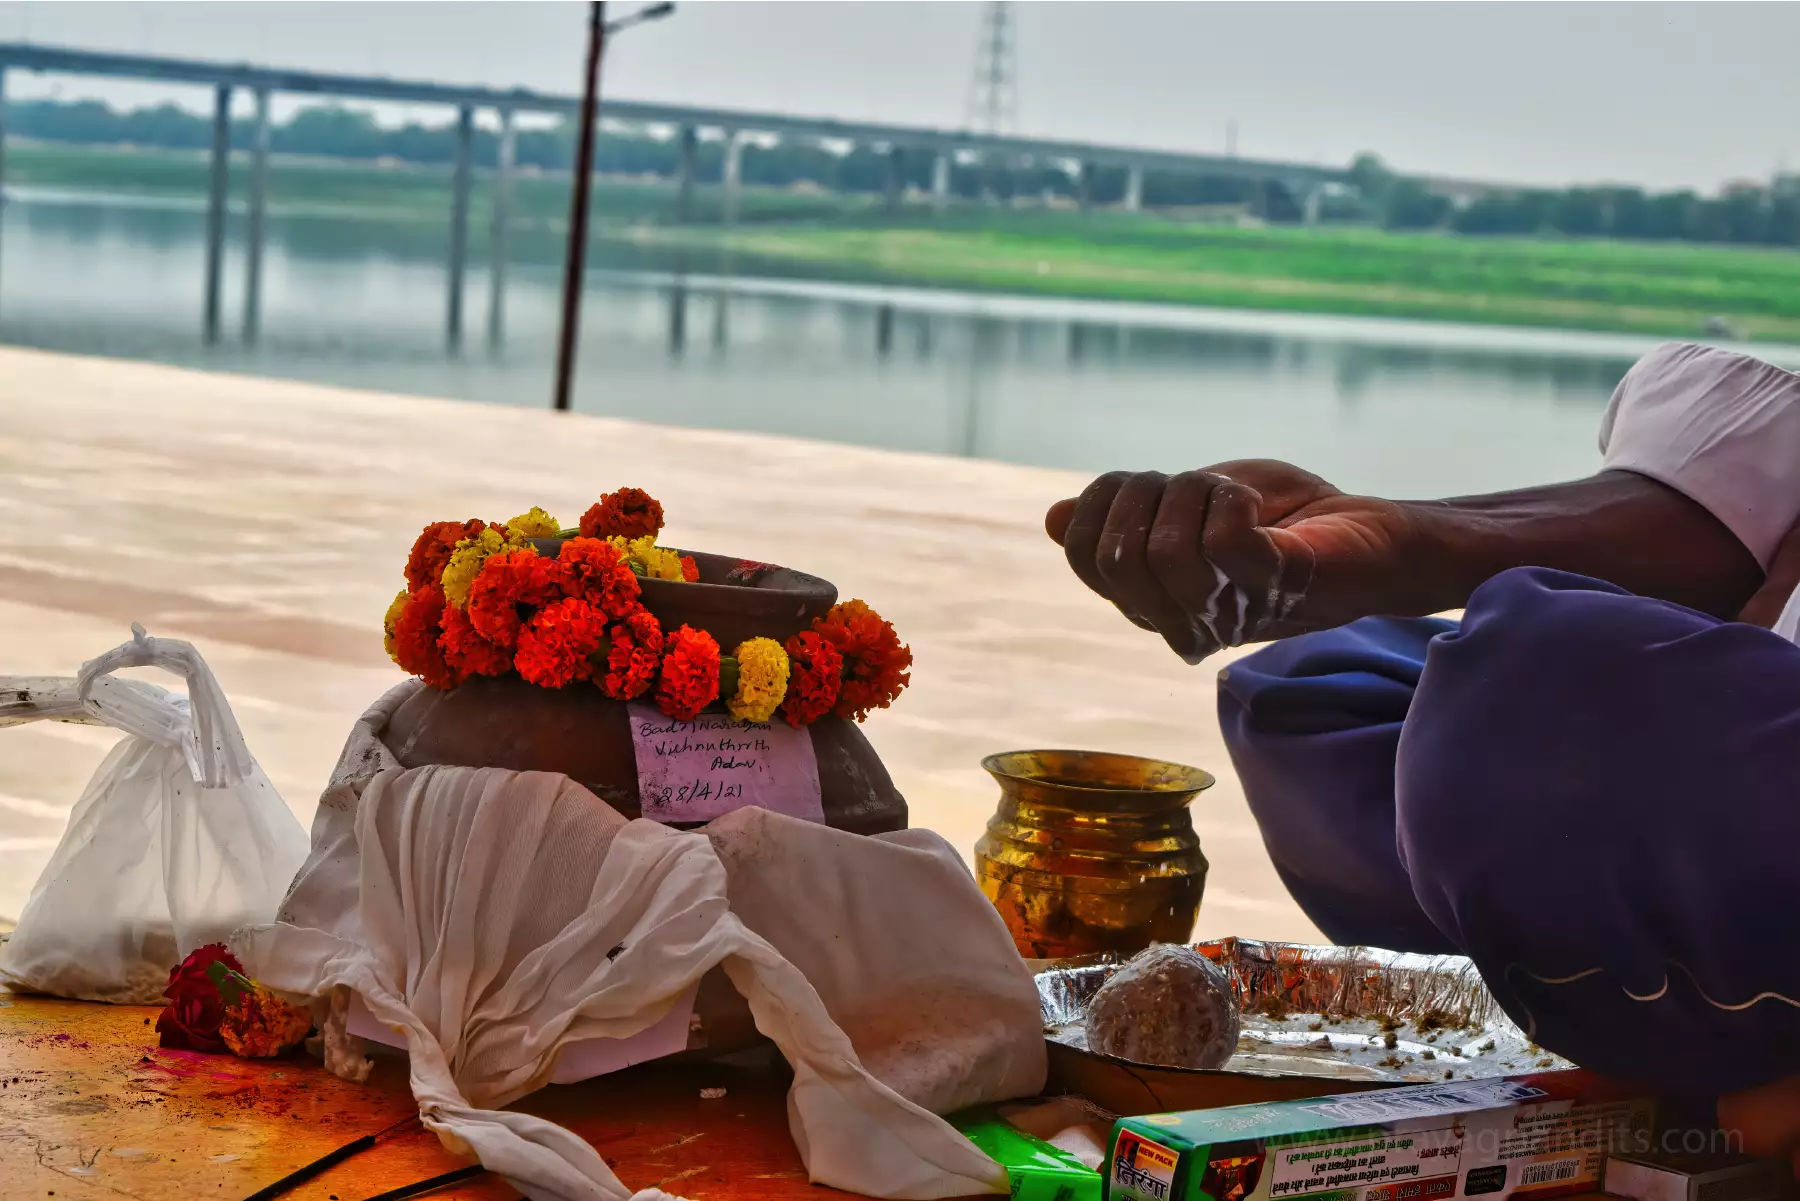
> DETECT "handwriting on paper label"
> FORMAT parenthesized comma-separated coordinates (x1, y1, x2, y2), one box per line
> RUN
(627, 702, 825, 825)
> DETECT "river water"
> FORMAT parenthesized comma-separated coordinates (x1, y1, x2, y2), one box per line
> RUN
(8, 189, 1795, 499)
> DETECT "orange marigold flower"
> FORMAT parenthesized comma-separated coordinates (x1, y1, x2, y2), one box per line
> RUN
(467, 549, 561, 649)
(393, 585, 458, 690)
(515, 597, 609, 689)
(679, 555, 700, 583)
(780, 629, 844, 727)
(815, 600, 912, 722)
(580, 487, 665, 541)
(439, 603, 512, 679)
(406, 519, 486, 592)
(601, 607, 664, 701)
(656, 625, 721, 721)
(219, 983, 312, 1059)
(559, 537, 643, 619)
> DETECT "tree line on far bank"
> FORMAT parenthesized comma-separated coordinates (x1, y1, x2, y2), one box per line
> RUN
(1353, 155, 1800, 248)
(13, 96, 1799, 249)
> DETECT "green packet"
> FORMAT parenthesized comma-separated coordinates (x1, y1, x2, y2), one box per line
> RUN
(951, 1106, 1104, 1201)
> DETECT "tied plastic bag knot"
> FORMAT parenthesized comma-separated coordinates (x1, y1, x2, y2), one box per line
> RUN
(77, 623, 254, 789)
(0, 628, 309, 1003)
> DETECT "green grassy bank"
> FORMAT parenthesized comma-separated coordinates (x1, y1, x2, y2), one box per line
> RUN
(647, 219, 1800, 342)
(13, 141, 1800, 341)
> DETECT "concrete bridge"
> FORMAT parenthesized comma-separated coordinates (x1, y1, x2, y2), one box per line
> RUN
(0, 41, 1352, 349)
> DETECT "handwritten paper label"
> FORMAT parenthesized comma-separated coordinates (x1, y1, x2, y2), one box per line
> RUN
(627, 702, 825, 825)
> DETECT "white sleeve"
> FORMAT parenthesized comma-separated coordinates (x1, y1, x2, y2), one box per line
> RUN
(1598, 342, 1800, 569)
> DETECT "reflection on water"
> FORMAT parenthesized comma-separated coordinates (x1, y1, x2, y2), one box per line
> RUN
(0, 189, 1768, 498)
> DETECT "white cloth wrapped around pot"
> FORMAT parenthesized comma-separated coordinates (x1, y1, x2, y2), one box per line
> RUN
(236, 682, 1043, 1201)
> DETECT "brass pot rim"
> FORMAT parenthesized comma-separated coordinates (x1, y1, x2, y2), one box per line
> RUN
(981, 748, 1215, 812)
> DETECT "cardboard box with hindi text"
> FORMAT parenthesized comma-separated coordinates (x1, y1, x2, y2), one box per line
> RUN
(1106, 1073, 1653, 1201)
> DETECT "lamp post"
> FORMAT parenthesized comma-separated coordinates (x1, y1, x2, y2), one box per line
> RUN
(553, 0, 675, 413)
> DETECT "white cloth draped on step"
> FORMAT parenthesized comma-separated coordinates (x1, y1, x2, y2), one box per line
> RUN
(239, 694, 1041, 1201)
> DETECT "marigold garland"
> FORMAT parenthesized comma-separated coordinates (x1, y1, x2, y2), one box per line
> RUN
(781, 629, 845, 727)
(383, 588, 410, 664)
(580, 487, 664, 541)
(816, 599, 913, 722)
(600, 607, 664, 701)
(439, 603, 513, 679)
(393, 584, 458, 690)
(386, 488, 910, 726)
(516, 597, 610, 689)
(441, 526, 519, 609)
(610, 535, 686, 582)
(506, 506, 562, 540)
(657, 625, 722, 721)
(466, 547, 560, 649)
(728, 637, 790, 724)
(560, 537, 642, 619)
(407, 519, 486, 593)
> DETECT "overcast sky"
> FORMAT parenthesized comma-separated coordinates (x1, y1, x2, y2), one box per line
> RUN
(0, 2, 1794, 192)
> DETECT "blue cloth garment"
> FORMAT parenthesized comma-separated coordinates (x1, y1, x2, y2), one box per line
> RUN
(1218, 566, 1800, 1097)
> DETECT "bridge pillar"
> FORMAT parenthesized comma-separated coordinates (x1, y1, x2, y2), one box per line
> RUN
(1124, 164, 1144, 212)
(1076, 161, 1094, 214)
(668, 278, 687, 356)
(875, 303, 894, 357)
(884, 145, 905, 214)
(242, 86, 271, 345)
(478, 106, 514, 352)
(675, 123, 697, 221)
(446, 102, 474, 351)
(203, 83, 231, 347)
(721, 129, 743, 225)
(488, 106, 515, 350)
(1300, 184, 1323, 226)
(931, 151, 950, 215)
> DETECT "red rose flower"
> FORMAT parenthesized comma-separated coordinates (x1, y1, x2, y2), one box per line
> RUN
(155, 944, 243, 1054)
(780, 629, 844, 726)
(579, 488, 665, 541)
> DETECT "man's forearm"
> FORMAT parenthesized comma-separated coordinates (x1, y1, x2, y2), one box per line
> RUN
(1403, 470, 1764, 619)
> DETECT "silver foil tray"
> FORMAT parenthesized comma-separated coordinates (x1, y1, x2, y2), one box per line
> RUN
(1037, 937, 1572, 1085)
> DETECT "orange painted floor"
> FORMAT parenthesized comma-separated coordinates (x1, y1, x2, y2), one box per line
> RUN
(0, 994, 872, 1201)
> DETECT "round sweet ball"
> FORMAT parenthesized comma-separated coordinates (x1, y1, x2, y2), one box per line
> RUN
(1085, 943, 1240, 1070)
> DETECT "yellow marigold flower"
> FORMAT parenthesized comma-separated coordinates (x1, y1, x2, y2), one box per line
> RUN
(441, 527, 524, 608)
(383, 588, 410, 664)
(636, 537, 687, 581)
(506, 506, 561, 539)
(608, 534, 685, 581)
(219, 983, 313, 1059)
(727, 637, 790, 724)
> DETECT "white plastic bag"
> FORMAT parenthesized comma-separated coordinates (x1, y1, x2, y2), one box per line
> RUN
(0, 625, 309, 1003)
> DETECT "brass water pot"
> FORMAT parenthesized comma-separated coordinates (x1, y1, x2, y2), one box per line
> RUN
(974, 749, 1213, 960)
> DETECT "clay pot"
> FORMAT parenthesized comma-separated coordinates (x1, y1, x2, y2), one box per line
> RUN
(384, 548, 909, 836)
